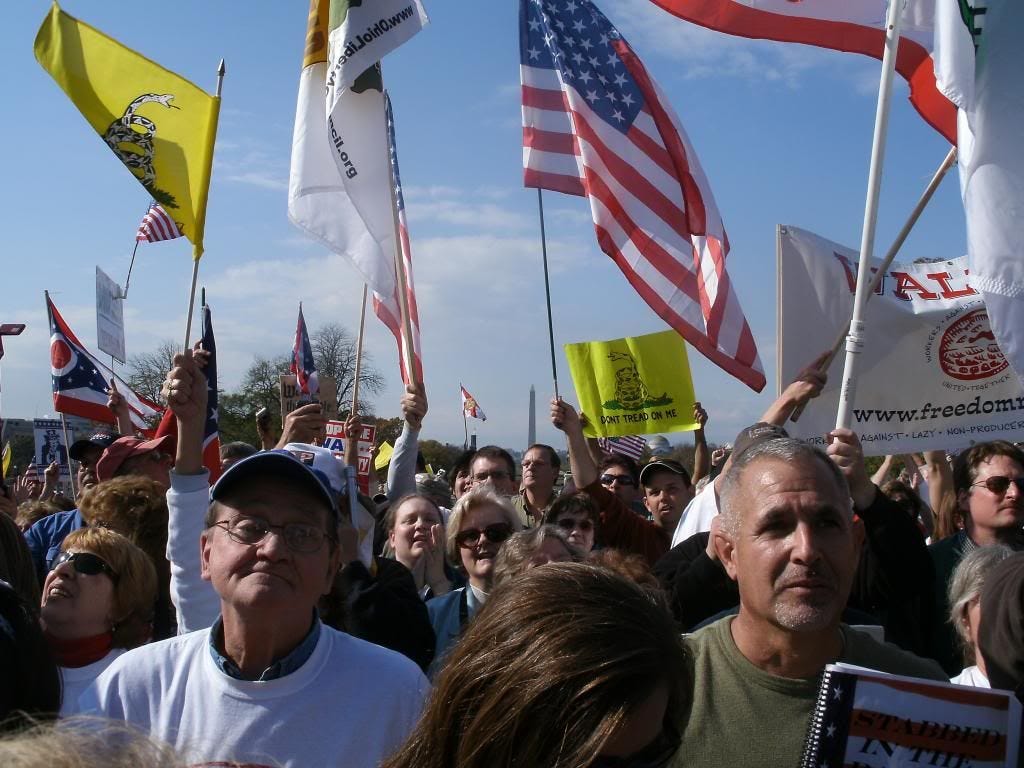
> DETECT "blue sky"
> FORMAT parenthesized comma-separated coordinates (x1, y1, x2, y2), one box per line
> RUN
(1, 0, 965, 451)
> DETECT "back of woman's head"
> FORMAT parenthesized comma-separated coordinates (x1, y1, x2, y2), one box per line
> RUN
(61, 528, 157, 649)
(0, 581, 60, 733)
(384, 562, 689, 768)
(490, 525, 582, 589)
(0, 513, 39, 608)
(0, 719, 185, 767)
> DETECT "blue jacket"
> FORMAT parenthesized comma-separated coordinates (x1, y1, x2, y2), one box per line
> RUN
(426, 587, 469, 675)
(24, 509, 84, 585)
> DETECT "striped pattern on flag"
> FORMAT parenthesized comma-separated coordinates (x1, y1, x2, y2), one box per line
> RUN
(372, 94, 424, 385)
(598, 435, 647, 460)
(520, 0, 765, 391)
(136, 202, 182, 243)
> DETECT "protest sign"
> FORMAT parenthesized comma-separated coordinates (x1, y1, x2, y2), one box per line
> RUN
(95, 266, 126, 363)
(778, 226, 1024, 455)
(801, 662, 1020, 767)
(279, 374, 338, 424)
(33, 418, 70, 481)
(565, 330, 698, 438)
(323, 420, 376, 496)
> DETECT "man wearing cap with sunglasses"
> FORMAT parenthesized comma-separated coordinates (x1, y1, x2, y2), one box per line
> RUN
(80, 351, 429, 768)
(928, 440, 1024, 673)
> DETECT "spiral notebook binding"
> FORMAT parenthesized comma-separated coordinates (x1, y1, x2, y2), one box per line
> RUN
(798, 666, 836, 768)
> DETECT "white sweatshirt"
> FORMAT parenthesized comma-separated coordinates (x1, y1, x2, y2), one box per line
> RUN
(58, 648, 126, 716)
(78, 624, 430, 768)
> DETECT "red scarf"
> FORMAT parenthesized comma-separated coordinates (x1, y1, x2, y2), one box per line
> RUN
(45, 631, 114, 668)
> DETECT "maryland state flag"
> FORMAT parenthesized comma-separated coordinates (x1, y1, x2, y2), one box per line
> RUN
(34, 3, 220, 259)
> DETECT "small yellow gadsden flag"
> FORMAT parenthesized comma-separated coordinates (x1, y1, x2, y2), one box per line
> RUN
(374, 441, 395, 471)
(1, 442, 10, 479)
(34, 3, 219, 259)
(565, 330, 699, 438)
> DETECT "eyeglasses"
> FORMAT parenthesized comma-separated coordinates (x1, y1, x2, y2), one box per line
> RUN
(51, 551, 119, 582)
(555, 517, 594, 533)
(454, 523, 514, 549)
(213, 516, 331, 554)
(600, 473, 635, 487)
(472, 470, 511, 483)
(971, 476, 1024, 495)
(589, 726, 680, 768)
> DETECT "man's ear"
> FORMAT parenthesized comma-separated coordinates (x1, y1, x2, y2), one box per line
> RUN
(715, 528, 739, 582)
(200, 531, 213, 582)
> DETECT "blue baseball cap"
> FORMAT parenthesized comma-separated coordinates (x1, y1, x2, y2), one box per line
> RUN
(210, 450, 337, 518)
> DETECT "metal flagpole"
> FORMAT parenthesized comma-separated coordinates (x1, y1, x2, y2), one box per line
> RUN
(352, 284, 368, 415)
(463, 409, 469, 450)
(834, 0, 904, 431)
(183, 60, 226, 352)
(791, 145, 958, 423)
(122, 201, 150, 300)
(536, 189, 560, 401)
(58, 413, 78, 499)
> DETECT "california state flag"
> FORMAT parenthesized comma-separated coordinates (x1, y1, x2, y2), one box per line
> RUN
(647, 0, 957, 143)
(933, 0, 1024, 386)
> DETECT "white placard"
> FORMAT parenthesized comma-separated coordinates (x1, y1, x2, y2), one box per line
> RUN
(96, 266, 126, 363)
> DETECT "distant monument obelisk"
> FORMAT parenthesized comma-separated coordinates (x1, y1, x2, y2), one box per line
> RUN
(528, 385, 536, 448)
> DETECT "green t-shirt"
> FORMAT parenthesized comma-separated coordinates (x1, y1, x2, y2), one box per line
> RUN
(673, 617, 946, 768)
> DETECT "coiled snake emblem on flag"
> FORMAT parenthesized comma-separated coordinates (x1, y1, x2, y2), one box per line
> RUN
(103, 93, 179, 207)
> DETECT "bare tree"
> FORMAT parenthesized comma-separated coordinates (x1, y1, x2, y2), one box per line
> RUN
(127, 340, 180, 403)
(311, 323, 385, 413)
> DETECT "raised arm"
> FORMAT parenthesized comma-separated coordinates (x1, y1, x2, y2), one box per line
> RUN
(691, 402, 709, 487)
(763, 351, 828, 426)
(550, 398, 597, 489)
(106, 381, 135, 437)
(387, 383, 427, 501)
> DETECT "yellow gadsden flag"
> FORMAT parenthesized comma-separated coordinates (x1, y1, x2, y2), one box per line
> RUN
(34, 3, 219, 259)
(1, 442, 10, 479)
(565, 330, 699, 438)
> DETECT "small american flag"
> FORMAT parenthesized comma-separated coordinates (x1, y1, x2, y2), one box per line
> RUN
(136, 202, 182, 243)
(291, 303, 319, 396)
(372, 93, 424, 386)
(598, 435, 646, 460)
(520, 0, 764, 391)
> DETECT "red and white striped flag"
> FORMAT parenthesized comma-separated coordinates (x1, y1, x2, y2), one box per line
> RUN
(598, 435, 647, 461)
(372, 94, 424, 385)
(520, 0, 765, 391)
(647, 0, 957, 144)
(136, 202, 182, 243)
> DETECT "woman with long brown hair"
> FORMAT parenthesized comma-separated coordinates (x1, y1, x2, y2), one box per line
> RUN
(386, 562, 690, 768)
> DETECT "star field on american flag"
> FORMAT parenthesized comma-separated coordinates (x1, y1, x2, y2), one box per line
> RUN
(523, 0, 643, 134)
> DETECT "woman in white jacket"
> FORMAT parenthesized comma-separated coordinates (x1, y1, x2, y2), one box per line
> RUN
(39, 527, 156, 715)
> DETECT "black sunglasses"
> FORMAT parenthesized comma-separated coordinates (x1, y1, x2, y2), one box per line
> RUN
(455, 523, 514, 549)
(600, 473, 635, 487)
(972, 476, 1024, 495)
(51, 551, 119, 582)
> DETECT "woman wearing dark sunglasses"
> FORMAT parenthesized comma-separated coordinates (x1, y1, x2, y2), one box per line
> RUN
(425, 486, 522, 675)
(39, 527, 156, 715)
(383, 563, 689, 768)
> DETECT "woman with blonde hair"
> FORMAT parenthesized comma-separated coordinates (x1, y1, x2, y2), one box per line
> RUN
(425, 486, 522, 670)
(490, 525, 582, 589)
(39, 527, 157, 714)
(384, 563, 690, 768)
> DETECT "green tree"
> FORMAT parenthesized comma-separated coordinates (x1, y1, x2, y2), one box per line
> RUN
(419, 440, 464, 475)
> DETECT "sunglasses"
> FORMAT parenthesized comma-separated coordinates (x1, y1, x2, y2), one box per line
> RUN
(972, 476, 1024, 495)
(556, 517, 594, 533)
(455, 523, 514, 549)
(600, 474, 636, 487)
(589, 727, 680, 768)
(51, 551, 119, 582)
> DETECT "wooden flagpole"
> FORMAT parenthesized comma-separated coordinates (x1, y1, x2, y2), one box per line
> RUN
(58, 413, 78, 499)
(834, 0, 904, 431)
(536, 189, 560, 401)
(183, 60, 225, 353)
(791, 145, 958, 423)
(352, 284, 368, 415)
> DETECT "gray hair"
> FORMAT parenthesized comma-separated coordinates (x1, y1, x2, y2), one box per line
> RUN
(718, 438, 850, 537)
(948, 544, 1015, 663)
(491, 525, 583, 589)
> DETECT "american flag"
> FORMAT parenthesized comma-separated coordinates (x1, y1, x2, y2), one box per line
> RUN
(520, 0, 765, 391)
(372, 93, 424, 385)
(153, 304, 222, 481)
(598, 434, 647, 460)
(135, 202, 182, 243)
(47, 294, 162, 432)
(291, 303, 319, 396)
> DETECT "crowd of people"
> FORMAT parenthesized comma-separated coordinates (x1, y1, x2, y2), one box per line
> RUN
(0, 349, 1023, 767)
